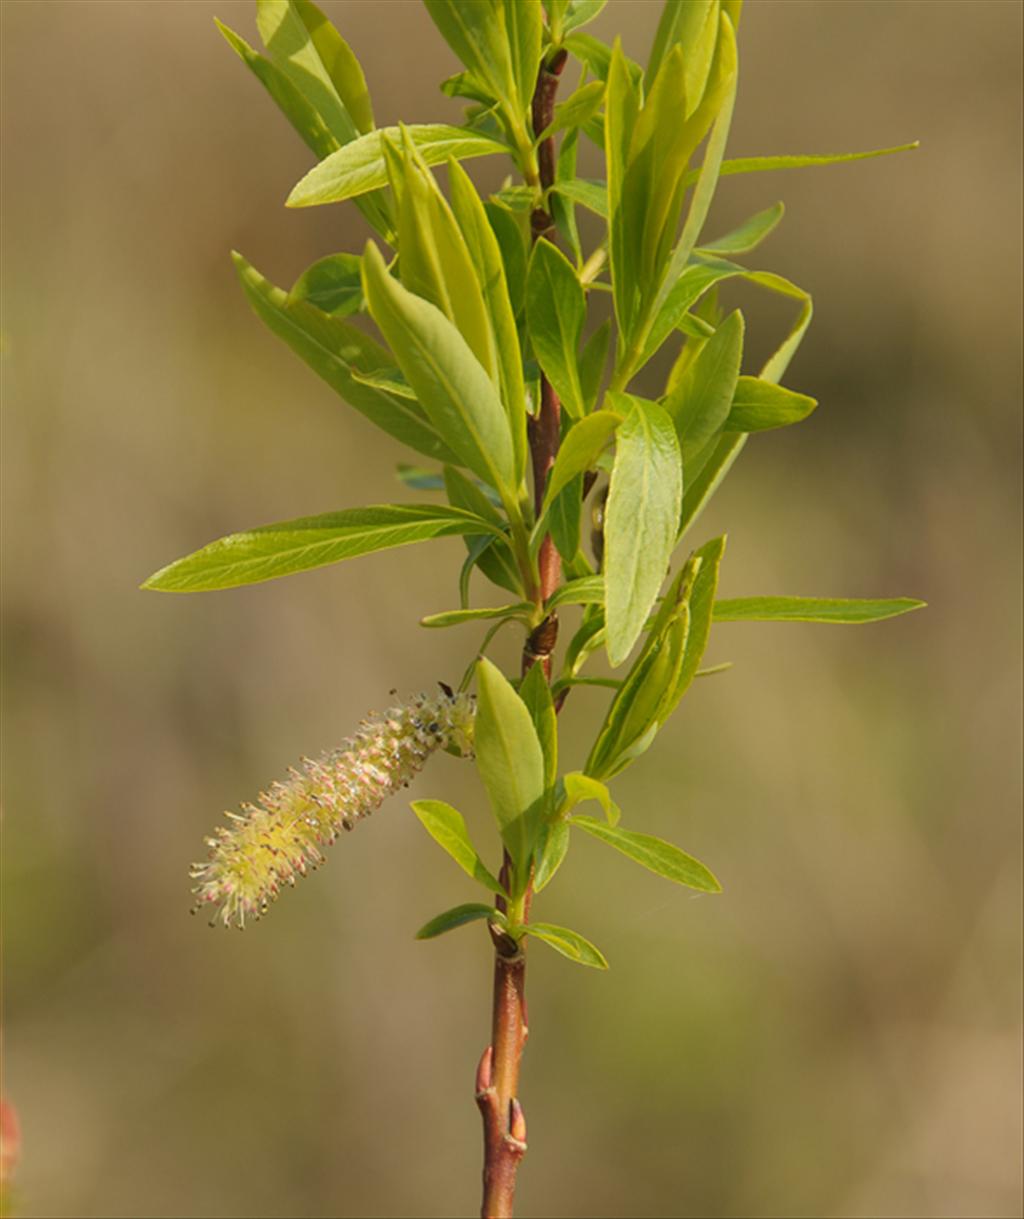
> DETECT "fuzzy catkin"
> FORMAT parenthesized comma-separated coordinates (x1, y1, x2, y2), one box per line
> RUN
(191, 690, 475, 928)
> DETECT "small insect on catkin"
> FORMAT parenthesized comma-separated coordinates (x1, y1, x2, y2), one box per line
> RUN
(191, 689, 475, 928)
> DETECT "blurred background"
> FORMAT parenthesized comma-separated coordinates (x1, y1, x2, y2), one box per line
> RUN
(2, 2, 1021, 1216)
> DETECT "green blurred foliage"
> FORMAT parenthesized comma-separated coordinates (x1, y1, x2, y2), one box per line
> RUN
(2, 2, 1021, 1217)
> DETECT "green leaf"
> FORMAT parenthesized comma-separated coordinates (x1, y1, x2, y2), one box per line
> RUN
(143, 504, 501, 593)
(702, 141, 920, 186)
(288, 124, 509, 207)
(362, 242, 517, 500)
(504, 0, 543, 118)
(726, 377, 816, 432)
(552, 178, 608, 218)
(485, 201, 529, 319)
(537, 410, 620, 526)
(232, 252, 458, 463)
(562, 0, 609, 35)
(528, 921, 608, 969)
(604, 40, 641, 339)
(448, 158, 527, 484)
(551, 127, 583, 261)
(679, 432, 745, 537)
(391, 134, 497, 383)
(416, 902, 501, 939)
(421, 603, 532, 628)
(572, 816, 721, 892)
(443, 466, 523, 596)
(538, 79, 605, 141)
(579, 320, 610, 410)
(664, 309, 744, 466)
(562, 771, 620, 825)
(713, 596, 926, 624)
(396, 464, 445, 492)
(289, 252, 363, 315)
(660, 533, 725, 715)
(411, 799, 505, 894)
(290, 0, 374, 133)
(533, 820, 570, 892)
(526, 239, 587, 419)
(474, 658, 547, 879)
(548, 474, 584, 563)
(564, 32, 642, 86)
(697, 201, 785, 255)
(546, 575, 605, 610)
(519, 662, 558, 791)
(216, 20, 338, 161)
(647, 0, 718, 107)
(604, 397, 683, 667)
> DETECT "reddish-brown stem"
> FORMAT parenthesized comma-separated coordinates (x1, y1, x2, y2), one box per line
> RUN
(478, 46, 569, 1219)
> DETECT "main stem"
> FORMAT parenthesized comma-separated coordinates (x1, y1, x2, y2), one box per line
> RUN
(476, 46, 568, 1219)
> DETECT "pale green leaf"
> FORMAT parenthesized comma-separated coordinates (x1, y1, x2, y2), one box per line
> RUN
(416, 902, 501, 939)
(552, 178, 608, 218)
(528, 921, 608, 968)
(726, 376, 816, 431)
(562, 0, 609, 35)
(604, 397, 683, 666)
(679, 432, 745, 537)
(537, 410, 621, 528)
(232, 252, 457, 463)
(526, 239, 587, 419)
(538, 79, 605, 141)
(292, 0, 374, 133)
(700, 141, 920, 186)
(713, 596, 926, 624)
(361, 242, 517, 499)
(289, 252, 363, 315)
(519, 662, 558, 791)
(546, 575, 605, 610)
(572, 816, 721, 892)
(420, 603, 532, 628)
(562, 771, 620, 825)
(697, 201, 785, 255)
(533, 820, 570, 892)
(664, 309, 744, 464)
(411, 799, 505, 893)
(288, 124, 509, 207)
(474, 658, 547, 878)
(142, 504, 500, 593)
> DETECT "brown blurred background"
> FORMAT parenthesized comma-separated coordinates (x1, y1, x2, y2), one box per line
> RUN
(2, 2, 1021, 1216)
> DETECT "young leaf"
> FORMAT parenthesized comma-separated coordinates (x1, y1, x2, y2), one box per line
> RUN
(726, 377, 817, 432)
(232, 252, 458, 464)
(660, 534, 725, 715)
(533, 820, 570, 892)
(411, 799, 505, 894)
(706, 141, 920, 186)
(289, 252, 363, 316)
(142, 505, 502, 593)
(548, 475, 584, 563)
(420, 604, 532, 628)
(562, 771, 620, 825)
(362, 242, 517, 500)
(528, 921, 608, 969)
(546, 575, 605, 610)
(664, 310, 744, 465)
(442, 466, 523, 596)
(571, 816, 721, 892)
(562, 0, 608, 36)
(526, 239, 587, 419)
(287, 124, 509, 207)
(290, 0, 375, 134)
(647, 0, 718, 106)
(537, 411, 620, 524)
(713, 596, 926, 624)
(579, 320, 610, 410)
(604, 398, 683, 666)
(519, 662, 558, 791)
(474, 658, 547, 878)
(697, 201, 785, 256)
(564, 32, 643, 86)
(485, 201, 529, 319)
(416, 902, 502, 940)
(448, 158, 527, 483)
(604, 40, 641, 340)
(552, 178, 609, 218)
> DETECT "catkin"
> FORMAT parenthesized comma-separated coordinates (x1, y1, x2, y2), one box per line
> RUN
(191, 690, 475, 928)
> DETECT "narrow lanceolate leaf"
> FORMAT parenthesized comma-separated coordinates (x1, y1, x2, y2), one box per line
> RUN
(647, 0, 718, 105)
(536, 410, 621, 533)
(447, 158, 527, 483)
(572, 816, 722, 893)
(290, 0, 375, 134)
(217, 20, 338, 161)
(697, 201, 785, 256)
(526, 239, 587, 418)
(701, 141, 920, 186)
(474, 658, 547, 879)
(713, 596, 926, 624)
(411, 800, 505, 894)
(416, 902, 503, 940)
(232, 252, 457, 463)
(538, 79, 606, 141)
(604, 398, 683, 666)
(552, 177, 608, 218)
(546, 575, 605, 610)
(726, 377, 817, 432)
(362, 242, 517, 499)
(289, 252, 363, 316)
(420, 603, 532, 628)
(519, 662, 558, 791)
(562, 0, 608, 35)
(664, 533, 726, 713)
(142, 504, 500, 593)
(287, 124, 509, 207)
(562, 771, 620, 825)
(529, 921, 608, 969)
(533, 820, 570, 892)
